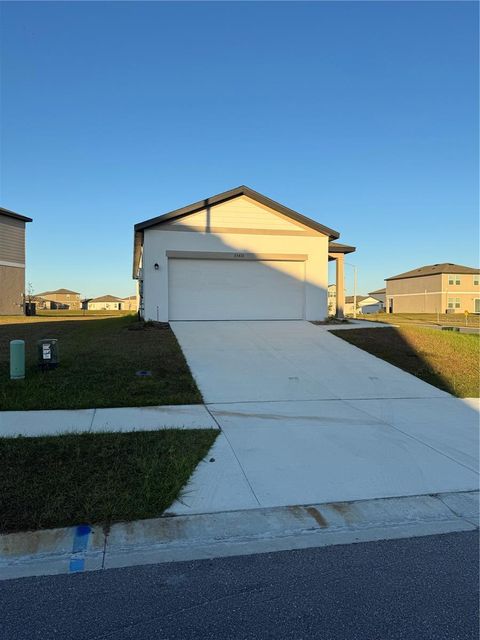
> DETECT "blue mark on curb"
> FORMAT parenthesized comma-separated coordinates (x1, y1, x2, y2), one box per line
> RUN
(69, 524, 91, 573)
(69, 558, 85, 573)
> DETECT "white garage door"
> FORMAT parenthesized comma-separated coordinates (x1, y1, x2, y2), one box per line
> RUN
(168, 258, 305, 321)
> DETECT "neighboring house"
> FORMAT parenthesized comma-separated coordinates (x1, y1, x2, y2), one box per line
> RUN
(30, 295, 53, 310)
(327, 283, 347, 316)
(36, 288, 81, 310)
(385, 263, 480, 314)
(368, 287, 386, 309)
(88, 295, 123, 311)
(0, 206, 32, 315)
(133, 186, 355, 321)
(121, 295, 138, 311)
(344, 295, 383, 316)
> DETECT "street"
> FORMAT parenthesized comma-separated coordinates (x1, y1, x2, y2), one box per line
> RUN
(1, 531, 478, 639)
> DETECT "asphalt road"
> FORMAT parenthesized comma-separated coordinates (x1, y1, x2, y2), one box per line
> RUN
(1, 531, 478, 640)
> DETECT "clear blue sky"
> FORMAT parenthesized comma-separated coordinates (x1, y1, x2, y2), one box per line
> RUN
(1, 1, 478, 298)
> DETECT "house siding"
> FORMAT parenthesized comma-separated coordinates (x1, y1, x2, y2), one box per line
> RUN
(0, 213, 27, 315)
(0, 264, 25, 314)
(441, 273, 480, 313)
(0, 216, 25, 266)
(157, 196, 316, 234)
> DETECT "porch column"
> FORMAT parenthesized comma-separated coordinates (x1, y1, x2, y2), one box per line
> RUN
(329, 252, 345, 319)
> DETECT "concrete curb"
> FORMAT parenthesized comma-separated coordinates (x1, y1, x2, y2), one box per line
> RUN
(1, 490, 477, 581)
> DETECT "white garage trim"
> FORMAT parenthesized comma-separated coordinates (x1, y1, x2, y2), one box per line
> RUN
(166, 251, 308, 261)
(168, 257, 306, 321)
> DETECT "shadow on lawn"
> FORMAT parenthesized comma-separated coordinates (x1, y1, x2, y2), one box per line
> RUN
(330, 326, 479, 398)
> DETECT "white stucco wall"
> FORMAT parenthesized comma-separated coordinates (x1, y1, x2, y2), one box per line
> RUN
(141, 229, 329, 322)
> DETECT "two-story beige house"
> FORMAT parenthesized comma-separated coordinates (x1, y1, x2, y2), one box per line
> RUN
(36, 288, 81, 310)
(385, 263, 480, 314)
(121, 295, 138, 311)
(0, 206, 33, 315)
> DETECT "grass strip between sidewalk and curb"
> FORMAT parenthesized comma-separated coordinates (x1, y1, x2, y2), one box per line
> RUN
(331, 325, 480, 398)
(0, 429, 218, 534)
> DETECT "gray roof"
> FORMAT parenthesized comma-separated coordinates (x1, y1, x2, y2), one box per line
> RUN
(369, 287, 386, 294)
(386, 263, 480, 281)
(329, 242, 356, 255)
(133, 186, 354, 277)
(0, 206, 32, 222)
(345, 295, 368, 304)
(36, 288, 80, 296)
(89, 295, 123, 303)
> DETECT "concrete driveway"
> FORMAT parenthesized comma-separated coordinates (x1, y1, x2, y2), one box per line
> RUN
(170, 321, 479, 515)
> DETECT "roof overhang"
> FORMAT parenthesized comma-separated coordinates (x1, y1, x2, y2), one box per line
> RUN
(0, 206, 32, 223)
(328, 242, 356, 261)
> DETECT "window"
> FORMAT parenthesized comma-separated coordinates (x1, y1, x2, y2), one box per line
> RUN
(447, 297, 461, 309)
(448, 275, 460, 285)
(474, 276, 479, 286)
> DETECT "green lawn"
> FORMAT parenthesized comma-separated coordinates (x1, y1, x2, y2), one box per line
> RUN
(362, 312, 480, 328)
(0, 314, 202, 410)
(0, 429, 217, 533)
(331, 326, 480, 397)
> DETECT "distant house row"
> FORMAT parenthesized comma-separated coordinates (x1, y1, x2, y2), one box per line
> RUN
(328, 286, 384, 316)
(330, 263, 480, 317)
(32, 289, 138, 312)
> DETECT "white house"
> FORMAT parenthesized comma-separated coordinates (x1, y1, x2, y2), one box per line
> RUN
(344, 295, 383, 316)
(368, 287, 386, 309)
(327, 283, 347, 316)
(88, 295, 123, 311)
(133, 186, 355, 322)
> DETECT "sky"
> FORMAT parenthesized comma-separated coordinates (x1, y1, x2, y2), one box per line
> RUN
(1, 1, 478, 298)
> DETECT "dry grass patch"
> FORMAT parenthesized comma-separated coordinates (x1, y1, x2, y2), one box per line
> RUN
(362, 312, 480, 328)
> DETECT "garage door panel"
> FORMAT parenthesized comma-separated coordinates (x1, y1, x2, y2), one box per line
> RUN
(168, 259, 305, 321)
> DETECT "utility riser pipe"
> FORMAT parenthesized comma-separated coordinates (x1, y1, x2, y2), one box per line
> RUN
(10, 340, 25, 380)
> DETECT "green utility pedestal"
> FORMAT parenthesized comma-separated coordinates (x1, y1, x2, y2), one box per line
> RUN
(10, 340, 25, 380)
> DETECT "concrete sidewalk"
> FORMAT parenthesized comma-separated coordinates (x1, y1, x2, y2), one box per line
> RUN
(0, 404, 218, 437)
